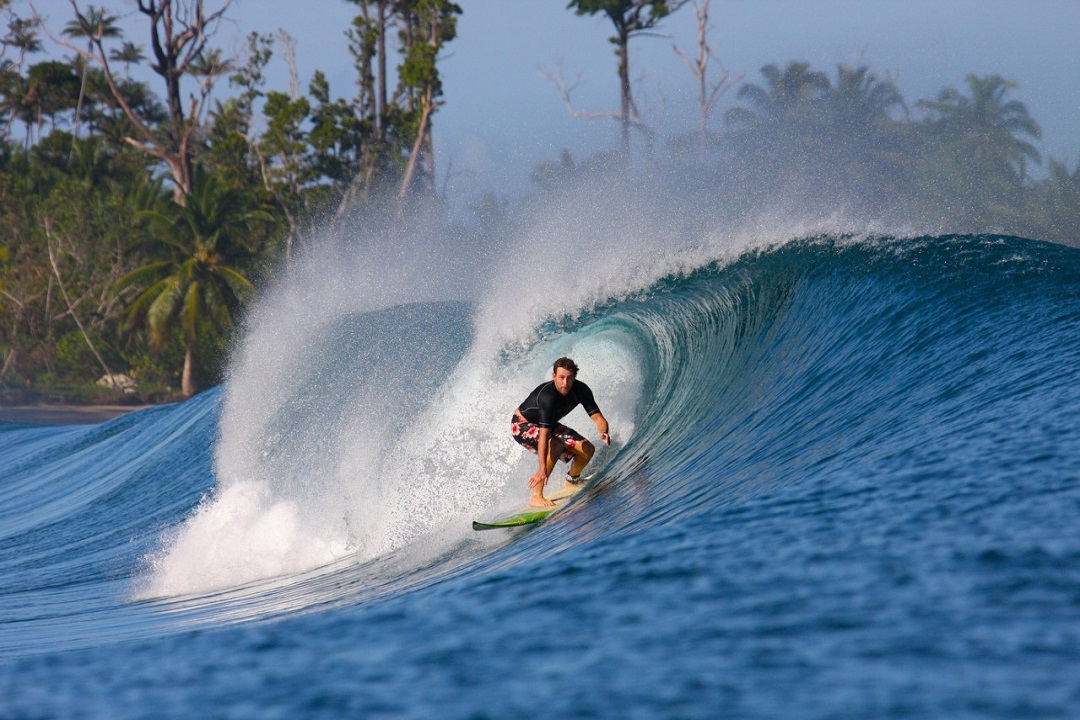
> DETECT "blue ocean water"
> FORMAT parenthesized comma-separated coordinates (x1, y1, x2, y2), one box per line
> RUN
(2, 234, 1079, 718)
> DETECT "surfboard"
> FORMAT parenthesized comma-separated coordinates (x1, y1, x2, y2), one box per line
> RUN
(471, 482, 585, 531)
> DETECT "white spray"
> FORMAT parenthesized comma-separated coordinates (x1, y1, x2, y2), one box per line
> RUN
(137, 171, 859, 599)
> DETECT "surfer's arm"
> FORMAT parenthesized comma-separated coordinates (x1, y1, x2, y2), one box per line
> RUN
(529, 427, 551, 488)
(591, 412, 610, 445)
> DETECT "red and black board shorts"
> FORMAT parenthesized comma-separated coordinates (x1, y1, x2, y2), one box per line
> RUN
(510, 414, 585, 463)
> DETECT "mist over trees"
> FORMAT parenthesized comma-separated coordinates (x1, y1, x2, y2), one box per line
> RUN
(0, 0, 1076, 402)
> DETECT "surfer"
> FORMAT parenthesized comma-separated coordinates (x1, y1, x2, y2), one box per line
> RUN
(512, 357, 610, 508)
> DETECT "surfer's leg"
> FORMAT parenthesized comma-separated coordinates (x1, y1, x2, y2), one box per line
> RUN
(567, 439, 595, 480)
(529, 437, 566, 507)
(546, 437, 566, 475)
(548, 425, 593, 486)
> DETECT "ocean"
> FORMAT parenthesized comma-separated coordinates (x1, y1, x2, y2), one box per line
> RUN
(2, 233, 1078, 718)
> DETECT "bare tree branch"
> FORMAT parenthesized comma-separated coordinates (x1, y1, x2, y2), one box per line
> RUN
(36, 0, 233, 200)
(671, 0, 741, 157)
(44, 218, 117, 385)
(541, 58, 646, 126)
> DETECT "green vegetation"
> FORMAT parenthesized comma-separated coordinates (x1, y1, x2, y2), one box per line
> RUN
(0, 0, 460, 402)
(0, 0, 1076, 404)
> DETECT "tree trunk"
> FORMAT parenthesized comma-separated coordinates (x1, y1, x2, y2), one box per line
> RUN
(0, 347, 16, 378)
(181, 340, 197, 397)
(398, 89, 434, 204)
(617, 27, 631, 151)
(376, 0, 388, 139)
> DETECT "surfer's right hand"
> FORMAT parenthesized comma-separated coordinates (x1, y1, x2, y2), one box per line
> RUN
(528, 469, 548, 489)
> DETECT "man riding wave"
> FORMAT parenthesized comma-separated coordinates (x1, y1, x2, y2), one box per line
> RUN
(511, 357, 610, 507)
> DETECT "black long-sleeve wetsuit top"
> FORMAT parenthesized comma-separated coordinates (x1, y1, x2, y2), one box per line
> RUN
(517, 380, 601, 429)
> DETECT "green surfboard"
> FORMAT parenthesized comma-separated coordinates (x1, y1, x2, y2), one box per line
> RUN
(471, 483, 584, 531)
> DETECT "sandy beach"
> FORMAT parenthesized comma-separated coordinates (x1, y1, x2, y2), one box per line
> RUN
(0, 404, 153, 426)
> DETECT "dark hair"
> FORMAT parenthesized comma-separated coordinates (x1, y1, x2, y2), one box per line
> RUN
(553, 357, 579, 375)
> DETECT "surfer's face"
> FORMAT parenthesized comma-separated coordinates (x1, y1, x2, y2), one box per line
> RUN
(553, 367, 576, 395)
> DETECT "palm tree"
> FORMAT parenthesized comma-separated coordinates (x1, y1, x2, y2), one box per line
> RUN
(1030, 158, 1080, 243)
(816, 64, 913, 196)
(725, 61, 830, 132)
(723, 61, 831, 198)
(62, 5, 120, 142)
(2, 15, 43, 68)
(108, 41, 145, 79)
(824, 65, 906, 136)
(114, 166, 270, 396)
(187, 47, 232, 80)
(0, 65, 33, 143)
(1, 16, 43, 141)
(917, 74, 1042, 181)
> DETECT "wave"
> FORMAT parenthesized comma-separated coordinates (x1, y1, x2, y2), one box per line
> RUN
(2, 231, 1078, 656)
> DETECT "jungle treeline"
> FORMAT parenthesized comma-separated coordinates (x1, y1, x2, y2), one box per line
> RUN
(0, 0, 1077, 402)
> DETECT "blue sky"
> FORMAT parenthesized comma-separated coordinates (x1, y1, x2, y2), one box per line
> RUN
(29, 0, 1080, 201)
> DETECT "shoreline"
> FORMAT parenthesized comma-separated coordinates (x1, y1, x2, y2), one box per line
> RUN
(0, 404, 155, 426)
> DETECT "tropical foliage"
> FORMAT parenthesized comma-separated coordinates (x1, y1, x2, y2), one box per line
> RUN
(713, 62, 1055, 231)
(0, 0, 460, 399)
(0, 2, 1076, 403)
(114, 166, 269, 396)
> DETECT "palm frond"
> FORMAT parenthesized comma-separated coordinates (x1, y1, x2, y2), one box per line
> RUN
(146, 275, 188, 350)
(181, 281, 202, 343)
(113, 260, 173, 293)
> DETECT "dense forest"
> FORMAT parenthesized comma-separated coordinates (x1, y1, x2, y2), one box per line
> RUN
(1, 0, 1077, 404)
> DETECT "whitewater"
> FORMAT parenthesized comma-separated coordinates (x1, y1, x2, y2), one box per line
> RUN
(2, 190, 1079, 716)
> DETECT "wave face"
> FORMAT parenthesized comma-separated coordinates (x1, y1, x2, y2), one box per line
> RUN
(3, 233, 1079, 717)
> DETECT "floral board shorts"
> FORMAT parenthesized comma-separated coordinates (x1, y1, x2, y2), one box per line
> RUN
(510, 415, 585, 463)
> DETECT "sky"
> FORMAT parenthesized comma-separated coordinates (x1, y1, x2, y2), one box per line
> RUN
(25, 0, 1080, 203)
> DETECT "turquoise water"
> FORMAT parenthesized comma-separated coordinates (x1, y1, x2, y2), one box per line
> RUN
(2, 235, 1079, 718)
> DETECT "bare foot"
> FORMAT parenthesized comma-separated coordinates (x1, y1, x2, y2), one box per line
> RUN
(529, 495, 556, 508)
